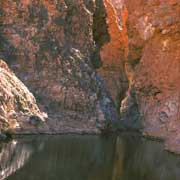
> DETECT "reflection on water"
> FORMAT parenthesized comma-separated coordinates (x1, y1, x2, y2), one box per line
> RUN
(0, 134, 179, 180)
(0, 139, 33, 180)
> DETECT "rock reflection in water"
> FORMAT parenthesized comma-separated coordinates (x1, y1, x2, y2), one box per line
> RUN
(0, 134, 179, 180)
(113, 134, 180, 180)
(0, 139, 33, 180)
(7, 135, 117, 180)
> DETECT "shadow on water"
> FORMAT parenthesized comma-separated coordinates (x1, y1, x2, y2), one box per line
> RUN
(0, 134, 180, 180)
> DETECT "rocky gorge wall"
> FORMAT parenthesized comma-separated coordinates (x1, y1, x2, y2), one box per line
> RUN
(88, 0, 180, 153)
(0, 59, 46, 136)
(121, 0, 180, 153)
(0, 0, 119, 135)
(0, 0, 180, 153)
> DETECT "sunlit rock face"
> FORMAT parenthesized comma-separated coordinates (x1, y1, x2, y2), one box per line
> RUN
(0, 60, 45, 135)
(98, 0, 129, 107)
(120, 0, 180, 153)
(0, 0, 119, 134)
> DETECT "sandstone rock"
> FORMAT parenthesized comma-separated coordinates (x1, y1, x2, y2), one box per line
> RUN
(98, 0, 129, 107)
(0, 0, 119, 134)
(0, 59, 45, 135)
(120, 0, 180, 153)
(1, 0, 180, 154)
(29, 115, 44, 126)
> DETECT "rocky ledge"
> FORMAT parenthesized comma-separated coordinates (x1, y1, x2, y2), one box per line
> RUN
(0, 59, 46, 137)
(0, 57, 118, 135)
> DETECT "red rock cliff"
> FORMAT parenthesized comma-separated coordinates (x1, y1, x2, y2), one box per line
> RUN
(120, 0, 180, 153)
(94, 0, 180, 153)
(0, 0, 119, 135)
(98, 0, 129, 107)
(0, 0, 180, 153)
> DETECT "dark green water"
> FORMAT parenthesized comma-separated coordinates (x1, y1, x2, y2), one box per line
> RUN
(0, 133, 180, 180)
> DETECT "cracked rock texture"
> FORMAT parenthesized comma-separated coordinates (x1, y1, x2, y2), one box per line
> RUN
(0, 0, 180, 154)
(0, 60, 45, 135)
(120, 0, 180, 153)
(0, 0, 118, 134)
(98, 0, 129, 108)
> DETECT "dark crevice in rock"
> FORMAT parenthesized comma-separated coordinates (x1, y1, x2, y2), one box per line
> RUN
(91, 0, 110, 68)
(127, 58, 141, 69)
(0, 34, 17, 65)
(83, 0, 95, 12)
(28, 3, 48, 28)
(120, 88, 141, 130)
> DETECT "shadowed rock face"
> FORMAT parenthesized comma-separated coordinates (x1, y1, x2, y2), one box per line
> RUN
(0, 0, 119, 134)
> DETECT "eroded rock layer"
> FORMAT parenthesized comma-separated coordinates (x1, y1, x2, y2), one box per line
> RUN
(120, 0, 180, 153)
(0, 0, 180, 153)
(96, 0, 180, 153)
(0, 60, 45, 135)
(0, 0, 119, 134)
(98, 0, 129, 108)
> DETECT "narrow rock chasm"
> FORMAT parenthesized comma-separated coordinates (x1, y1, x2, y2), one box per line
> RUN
(99, 0, 180, 156)
(110, 0, 180, 154)
(94, 0, 129, 112)
(92, 0, 110, 68)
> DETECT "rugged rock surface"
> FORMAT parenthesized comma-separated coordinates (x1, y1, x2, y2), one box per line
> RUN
(0, 0, 119, 134)
(98, 0, 129, 108)
(92, 0, 180, 153)
(0, 0, 180, 153)
(120, 0, 180, 153)
(0, 59, 45, 136)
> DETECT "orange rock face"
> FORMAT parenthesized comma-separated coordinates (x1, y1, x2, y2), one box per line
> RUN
(101, 0, 128, 65)
(98, 0, 129, 107)
(1, 0, 180, 153)
(120, 0, 180, 153)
